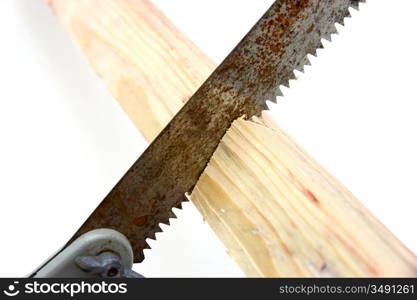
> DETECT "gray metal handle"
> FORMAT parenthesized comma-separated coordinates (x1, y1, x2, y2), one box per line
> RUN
(30, 229, 143, 278)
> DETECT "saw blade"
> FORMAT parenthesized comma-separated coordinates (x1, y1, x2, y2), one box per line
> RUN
(68, 0, 363, 262)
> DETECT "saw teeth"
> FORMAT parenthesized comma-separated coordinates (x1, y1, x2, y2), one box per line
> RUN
(143, 241, 151, 250)
(282, 80, 290, 88)
(323, 33, 332, 42)
(350, 0, 365, 11)
(309, 42, 323, 57)
(168, 211, 177, 219)
(335, 13, 347, 26)
(346, 10, 352, 18)
(141, 198, 186, 259)
(160, 218, 171, 226)
(148, 231, 156, 240)
(259, 101, 270, 111)
(254, 1, 365, 116)
(143, 194, 187, 254)
(261, 0, 365, 114)
(350, 1, 360, 10)
(295, 56, 310, 72)
(303, 57, 312, 68)
(271, 87, 282, 101)
(265, 86, 282, 102)
(275, 87, 283, 97)
(139, 206, 182, 258)
(265, 93, 277, 103)
(155, 225, 163, 233)
(329, 24, 338, 36)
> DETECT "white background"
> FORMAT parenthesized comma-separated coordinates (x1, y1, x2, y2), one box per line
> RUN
(0, 0, 416, 277)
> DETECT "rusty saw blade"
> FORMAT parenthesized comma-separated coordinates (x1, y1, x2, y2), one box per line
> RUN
(68, 0, 363, 262)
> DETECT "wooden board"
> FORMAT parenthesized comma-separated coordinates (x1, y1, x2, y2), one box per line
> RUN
(48, 0, 214, 142)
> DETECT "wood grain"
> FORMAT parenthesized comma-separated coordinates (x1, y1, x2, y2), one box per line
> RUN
(49, 0, 214, 142)
(49, 0, 417, 276)
(192, 116, 417, 276)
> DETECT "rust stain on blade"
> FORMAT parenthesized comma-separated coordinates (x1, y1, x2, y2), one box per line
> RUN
(68, 0, 361, 262)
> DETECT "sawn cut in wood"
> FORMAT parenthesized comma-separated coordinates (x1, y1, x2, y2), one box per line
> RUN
(48, 0, 417, 276)
(193, 116, 417, 276)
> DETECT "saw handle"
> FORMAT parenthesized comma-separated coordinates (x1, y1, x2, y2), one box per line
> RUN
(29, 229, 142, 278)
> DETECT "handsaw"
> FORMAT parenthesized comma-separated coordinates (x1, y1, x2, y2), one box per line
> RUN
(67, 0, 363, 263)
